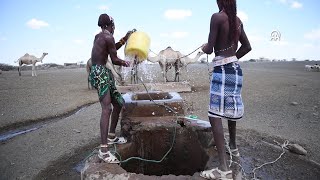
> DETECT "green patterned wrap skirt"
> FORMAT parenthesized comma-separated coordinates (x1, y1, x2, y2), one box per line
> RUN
(89, 64, 124, 106)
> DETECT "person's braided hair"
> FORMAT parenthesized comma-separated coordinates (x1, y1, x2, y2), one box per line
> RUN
(219, 0, 238, 43)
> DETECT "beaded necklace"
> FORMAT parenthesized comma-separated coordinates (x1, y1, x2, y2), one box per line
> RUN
(214, 10, 242, 53)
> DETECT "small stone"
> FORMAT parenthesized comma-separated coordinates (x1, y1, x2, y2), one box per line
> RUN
(287, 143, 307, 155)
(73, 129, 81, 133)
(152, 112, 155, 115)
(290, 102, 299, 106)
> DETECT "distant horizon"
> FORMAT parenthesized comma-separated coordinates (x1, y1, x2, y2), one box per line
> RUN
(3, 52, 320, 66)
(2, 58, 320, 67)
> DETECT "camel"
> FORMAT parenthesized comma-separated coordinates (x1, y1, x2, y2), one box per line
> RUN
(147, 47, 204, 82)
(147, 47, 182, 82)
(15, 52, 48, 76)
(86, 58, 123, 90)
(305, 64, 320, 72)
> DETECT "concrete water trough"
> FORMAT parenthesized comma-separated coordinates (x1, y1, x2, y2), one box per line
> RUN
(116, 82, 192, 93)
(122, 91, 184, 117)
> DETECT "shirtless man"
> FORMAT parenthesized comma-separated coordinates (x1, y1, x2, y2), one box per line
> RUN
(89, 13, 133, 163)
(200, 0, 251, 179)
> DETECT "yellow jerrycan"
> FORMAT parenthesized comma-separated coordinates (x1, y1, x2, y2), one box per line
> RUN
(124, 31, 150, 62)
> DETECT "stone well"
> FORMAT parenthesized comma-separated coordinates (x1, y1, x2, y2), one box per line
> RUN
(122, 91, 185, 117)
(81, 92, 220, 179)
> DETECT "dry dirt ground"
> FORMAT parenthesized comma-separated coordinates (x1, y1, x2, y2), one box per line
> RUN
(0, 61, 319, 179)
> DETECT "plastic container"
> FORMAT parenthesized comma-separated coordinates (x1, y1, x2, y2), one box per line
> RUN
(124, 31, 150, 62)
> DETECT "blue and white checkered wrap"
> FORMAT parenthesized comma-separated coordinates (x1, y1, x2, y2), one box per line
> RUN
(208, 61, 244, 120)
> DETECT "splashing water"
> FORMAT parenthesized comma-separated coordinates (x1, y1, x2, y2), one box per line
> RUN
(139, 61, 156, 83)
(121, 56, 156, 83)
(121, 56, 135, 80)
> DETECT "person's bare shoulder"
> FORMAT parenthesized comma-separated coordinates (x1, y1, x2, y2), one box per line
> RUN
(93, 33, 100, 41)
(211, 12, 224, 24)
(211, 12, 221, 18)
(100, 32, 114, 43)
(236, 16, 243, 24)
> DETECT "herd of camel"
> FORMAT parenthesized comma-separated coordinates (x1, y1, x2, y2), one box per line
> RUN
(86, 46, 204, 87)
(11, 48, 320, 84)
(14, 47, 205, 85)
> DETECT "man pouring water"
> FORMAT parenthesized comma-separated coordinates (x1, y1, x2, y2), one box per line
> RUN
(89, 13, 134, 163)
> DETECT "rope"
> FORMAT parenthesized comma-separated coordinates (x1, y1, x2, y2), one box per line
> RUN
(225, 139, 290, 180)
(251, 140, 289, 179)
(82, 146, 100, 162)
(149, 49, 158, 56)
(149, 44, 204, 62)
(83, 126, 291, 180)
(179, 45, 204, 59)
(206, 54, 211, 83)
(224, 137, 249, 179)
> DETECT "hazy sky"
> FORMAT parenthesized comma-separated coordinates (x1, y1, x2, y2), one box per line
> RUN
(0, 0, 319, 65)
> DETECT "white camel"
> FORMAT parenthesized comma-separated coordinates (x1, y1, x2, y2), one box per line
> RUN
(147, 47, 182, 82)
(15, 52, 48, 76)
(86, 58, 123, 90)
(305, 65, 313, 71)
(305, 64, 320, 72)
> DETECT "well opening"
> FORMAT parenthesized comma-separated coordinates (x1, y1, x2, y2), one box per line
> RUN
(132, 92, 171, 101)
(118, 126, 210, 176)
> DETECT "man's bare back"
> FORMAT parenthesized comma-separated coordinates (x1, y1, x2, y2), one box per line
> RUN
(91, 30, 128, 67)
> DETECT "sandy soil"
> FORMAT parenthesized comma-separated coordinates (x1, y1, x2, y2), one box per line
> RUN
(0, 61, 319, 179)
